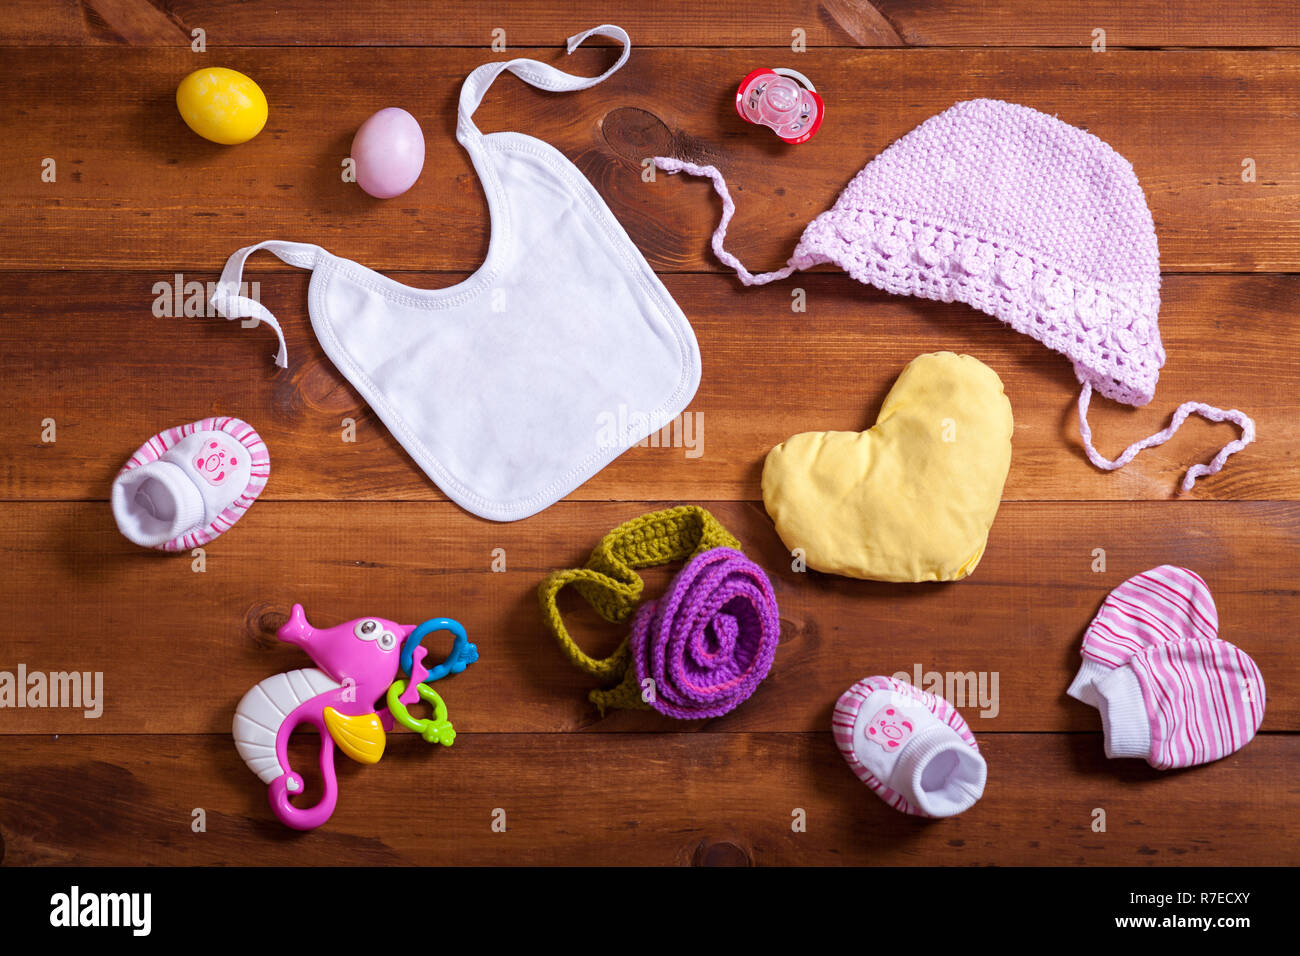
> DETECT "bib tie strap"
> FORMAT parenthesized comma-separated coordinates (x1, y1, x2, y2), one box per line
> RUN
(208, 240, 325, 368)
(457, 24, 631, 146)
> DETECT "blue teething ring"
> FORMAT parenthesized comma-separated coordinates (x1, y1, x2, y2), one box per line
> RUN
(400, 617, 477, 684)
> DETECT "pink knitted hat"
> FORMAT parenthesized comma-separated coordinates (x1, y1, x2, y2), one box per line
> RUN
(655, 98, 1255, 491)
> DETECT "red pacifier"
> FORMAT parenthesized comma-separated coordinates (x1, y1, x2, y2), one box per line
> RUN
(735, 68, 825, 144)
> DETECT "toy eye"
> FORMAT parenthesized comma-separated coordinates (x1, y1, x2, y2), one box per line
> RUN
(377, 631, 397, 651)
(355, 619, 381, 640)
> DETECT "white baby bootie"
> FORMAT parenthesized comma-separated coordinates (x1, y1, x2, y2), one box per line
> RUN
(111, 416, 269, 550)
(833, 675, 987, 818)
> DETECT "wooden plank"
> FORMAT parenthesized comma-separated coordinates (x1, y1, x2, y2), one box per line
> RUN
(868, 1, 1300, 48)
(1, 3, 1295, 876)
(1, 273, 1292, 502)
(0, 500, 1293, 735)
(2, 49, 1298, 271)
(0, 733, 1293, 865)
(3, 1, 1298, 48)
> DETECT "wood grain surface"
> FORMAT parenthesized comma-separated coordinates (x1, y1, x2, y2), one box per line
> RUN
(3, 48, 1298, 271)
(3, 1, 1299, 48)
(2, 733, 1293, 866)
(1, 273, 1293, 502)
(0, 1, 1295, 866)
(1, 500, 1296, 736)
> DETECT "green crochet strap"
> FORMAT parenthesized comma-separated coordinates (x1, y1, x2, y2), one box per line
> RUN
(538, 506, 742, 693)
(589, 666, 647, 716)
(538, 567, 637, 682)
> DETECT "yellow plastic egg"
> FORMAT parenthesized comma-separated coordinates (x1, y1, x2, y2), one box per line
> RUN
(176, 67, 268, 145)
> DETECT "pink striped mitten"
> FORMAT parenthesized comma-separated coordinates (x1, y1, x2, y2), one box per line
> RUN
(833, 676, 986, 818)
(1096, 637, 1265, 769)
(1067, 566, 1218, 708)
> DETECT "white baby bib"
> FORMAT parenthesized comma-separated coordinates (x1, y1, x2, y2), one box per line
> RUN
(207, 25, 700, 521)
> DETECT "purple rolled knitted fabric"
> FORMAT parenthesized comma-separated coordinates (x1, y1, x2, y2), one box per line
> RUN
(628, 547, 780, 719)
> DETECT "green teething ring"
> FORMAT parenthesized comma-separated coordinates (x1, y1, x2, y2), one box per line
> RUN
(386, 680, 456, 746)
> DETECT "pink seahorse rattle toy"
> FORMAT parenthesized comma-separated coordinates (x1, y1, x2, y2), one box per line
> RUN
(232, 604, 477, 830)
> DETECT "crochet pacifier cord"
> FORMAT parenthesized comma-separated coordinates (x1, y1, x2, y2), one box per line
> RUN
(538, 505, 742, 705)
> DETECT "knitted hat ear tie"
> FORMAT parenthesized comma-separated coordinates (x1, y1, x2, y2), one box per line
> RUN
(538, 506, 781, 719)
(653, 157, 803, 286)
(1076, 380, 1257, 493)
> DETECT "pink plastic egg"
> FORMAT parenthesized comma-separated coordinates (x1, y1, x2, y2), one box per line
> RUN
(351, 107, 425, 199)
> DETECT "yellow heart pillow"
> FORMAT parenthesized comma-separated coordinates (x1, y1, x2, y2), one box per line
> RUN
(762, 352, 1013, 583)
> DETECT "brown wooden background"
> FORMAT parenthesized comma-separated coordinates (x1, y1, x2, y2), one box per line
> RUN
(0, 1, 1296, 866)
